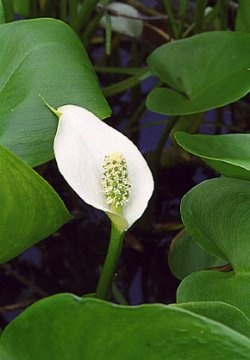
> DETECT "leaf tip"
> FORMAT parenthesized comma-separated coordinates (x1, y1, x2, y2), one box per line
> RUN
(38, 94, 61, 118)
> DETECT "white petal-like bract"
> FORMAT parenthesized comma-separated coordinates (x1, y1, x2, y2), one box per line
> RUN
(99, 2, 143, 39)
(54, 105, 154, 231)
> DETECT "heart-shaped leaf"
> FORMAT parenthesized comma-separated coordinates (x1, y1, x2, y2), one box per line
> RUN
(0, 18, 111, 167)
(0, 294, 250, 359)
(179, 176, 250, 319)
(146, 31, 250, 115)
(0, 144, 71, 263)
(175, 132, 250, 180)
(169, 229, 226, 280)
(176, 301, 250, 338)
(177, 271, 250, 320)
(181, 176, 250, 272)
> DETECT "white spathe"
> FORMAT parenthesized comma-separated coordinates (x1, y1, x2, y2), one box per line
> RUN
(99, 2, 143, 39)
(53, 105, 154, 231)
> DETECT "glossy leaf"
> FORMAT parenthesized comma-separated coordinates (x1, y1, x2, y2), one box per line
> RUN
(0, 18, 110, 167)
(0, 144, 71, 263)
(169, 229, 226, 280)
(175, 132, 250, 180)
(181, 176, 250, 272)
(177, 271, 250, 319)
(1, 294, 250, 359)
(236, 0, 250, 33)
(176, 301, 250, 338)
(146, 31, 250, 115)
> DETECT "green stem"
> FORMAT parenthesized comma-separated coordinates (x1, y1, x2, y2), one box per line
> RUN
(162, 0, 178, 38)
(103, 68, 151, 97)
(95, 223, 124, 300)
(150, 116, 178, 175)
(177, 0, 188, 37)
(112, 283, 128, 305)
(0, 0, 5, 23)
(95, 66, 144, 76)
(60, 0, 67, 22)
(29, 0, 38, 18)
(69, 0, 78, 27)
(104, 12, 112, 55)
(81, 12, 103, 47)
(194, 0, 208, 33)
(218, 0, 229, 30)
(74, 0, 100, 32)
(1, 0, 13, 22)
(126, 99, 146, 130)
(182, 2, 219, 38)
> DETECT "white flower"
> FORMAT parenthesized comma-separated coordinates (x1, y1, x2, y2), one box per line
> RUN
(99, 2, 143, 39)
(53, 105, 154, 231)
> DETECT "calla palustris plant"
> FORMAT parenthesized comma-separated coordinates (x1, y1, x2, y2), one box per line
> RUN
(47, 102, 154, 299)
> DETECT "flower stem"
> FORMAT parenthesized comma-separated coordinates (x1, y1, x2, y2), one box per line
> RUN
(95, 223, 124, 300)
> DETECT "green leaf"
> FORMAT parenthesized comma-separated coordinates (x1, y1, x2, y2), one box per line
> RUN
(169, 229, 226, 280)
(181, 176, 250, 272)
(178, 176, 250, 321)
(175, 132, 250, 180)
(146, 31, 250, 115)
(177, 271, 250, 320)
(0, 18, 111, 167)
(170, 113, 204, 137)
(0, 144, 71, 263)
(175, 301, 250, 338)
(236, 0, 250, 33)
(1, 294, 250, 359)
